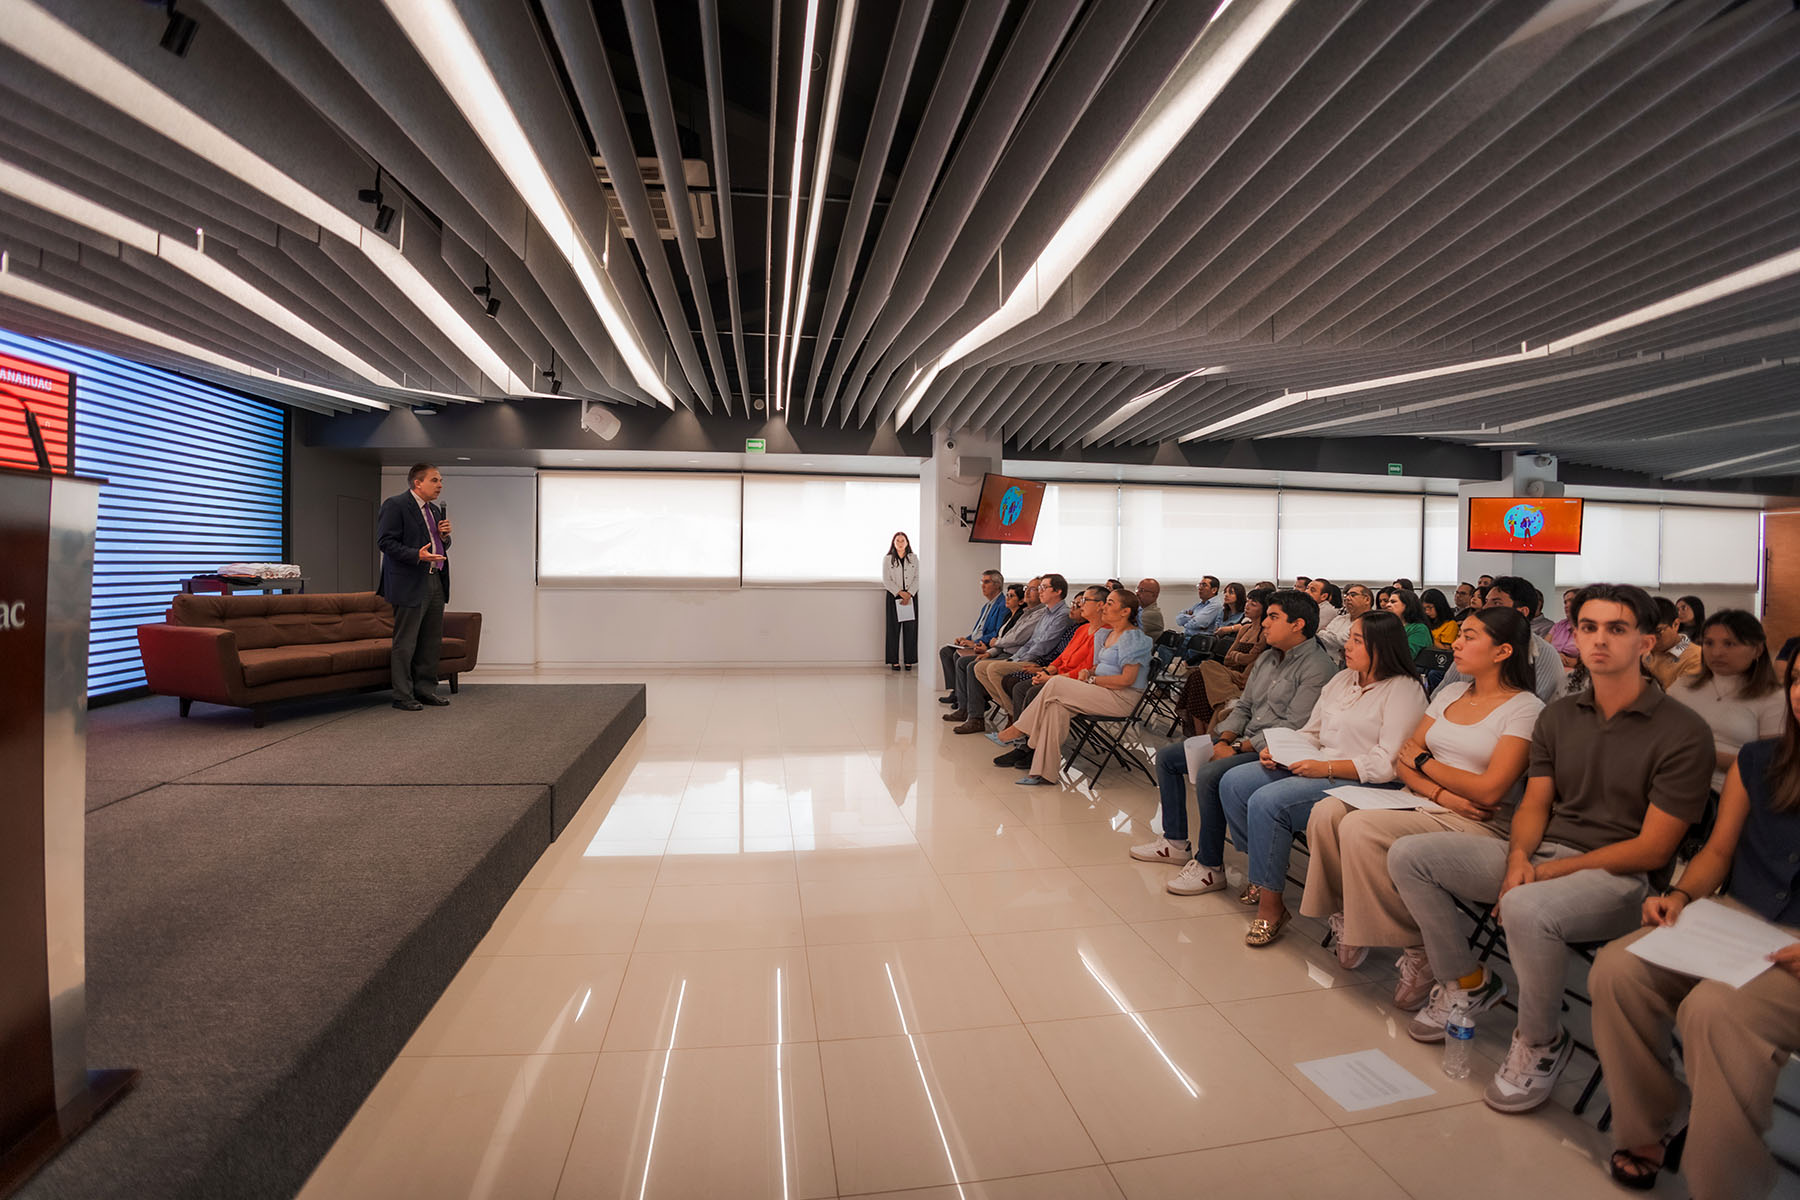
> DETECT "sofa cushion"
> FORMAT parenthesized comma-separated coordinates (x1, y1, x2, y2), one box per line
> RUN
(169, 593, 395, 650)
(238, 647, 337, 687)
(322, 638, 393, 673)
(440, 637, 468, 661)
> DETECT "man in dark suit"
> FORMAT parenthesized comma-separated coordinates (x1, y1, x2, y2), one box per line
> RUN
(377, 462, 451, 710)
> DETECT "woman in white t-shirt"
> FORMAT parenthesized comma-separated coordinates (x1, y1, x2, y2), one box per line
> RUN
(1671, 610, 1786, 791)
(1301, 606, 1543, 1008)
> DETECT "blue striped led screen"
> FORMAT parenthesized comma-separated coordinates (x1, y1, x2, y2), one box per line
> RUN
(0, 328, 286, 698)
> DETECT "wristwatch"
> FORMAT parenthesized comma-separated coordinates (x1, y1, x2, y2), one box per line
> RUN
(1413, 748, 1433, 772)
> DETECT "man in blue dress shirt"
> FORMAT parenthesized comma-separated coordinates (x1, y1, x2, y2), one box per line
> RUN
(1175, 575, 1224, 635)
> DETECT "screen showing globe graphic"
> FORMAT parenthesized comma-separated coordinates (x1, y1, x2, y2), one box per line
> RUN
(1503, 503, 1546, 540)
(998, 485, 1025, 527)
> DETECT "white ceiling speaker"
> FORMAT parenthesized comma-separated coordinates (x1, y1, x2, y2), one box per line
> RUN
(580, 401, 621, 441)
(952, 454, 991, 483)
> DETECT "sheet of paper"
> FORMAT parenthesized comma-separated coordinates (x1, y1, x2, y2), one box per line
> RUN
(894, 599, 915, 622)
(1627, 898, 1798, 988)
(1296, 1050, 1435, 1112)
(1261, 727, 1321, 766)
(1325, 785, 1448, 814)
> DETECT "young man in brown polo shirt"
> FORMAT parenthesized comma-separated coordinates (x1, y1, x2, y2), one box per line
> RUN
(1388, 583, 1714, 1114)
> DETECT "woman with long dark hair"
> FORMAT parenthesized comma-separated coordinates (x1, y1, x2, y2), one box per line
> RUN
(1419, 587, 1458, 648)
(1590, 666, 1800, 1198)
(1671, 609, 1785, 791)
(882, 531, 920, 670)
(1675, 594, 1706, 642)
(1382, 588, 1433, 656)
(1301, 606, 1541, 1003)
(1213, 582, 1249, 637)
(1214, 610, 1427, 946)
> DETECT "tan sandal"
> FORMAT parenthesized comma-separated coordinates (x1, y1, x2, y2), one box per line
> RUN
(1237, 883, 1261, 907)
(1245, 911, 1290, 947)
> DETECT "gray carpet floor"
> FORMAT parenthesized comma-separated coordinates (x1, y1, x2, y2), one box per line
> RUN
(22, 683, 645, 1200)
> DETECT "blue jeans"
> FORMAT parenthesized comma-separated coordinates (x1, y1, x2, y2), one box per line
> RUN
(1154, 739, 1256, 866)
(1219, 764, 1395, 892)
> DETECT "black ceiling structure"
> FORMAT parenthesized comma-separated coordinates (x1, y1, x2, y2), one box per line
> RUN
(0, 0, 1796, 485)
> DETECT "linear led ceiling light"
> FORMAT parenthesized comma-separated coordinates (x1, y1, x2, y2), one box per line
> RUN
(0, 255, 388, 410)
(1, 1, 524, 396)
(1179, 244, 1800, 442)
(379, 0, 675, 407)
(1082, 364, 1225, 444)
(892, 0, 1292, 427)
(770, 0, 825, 415)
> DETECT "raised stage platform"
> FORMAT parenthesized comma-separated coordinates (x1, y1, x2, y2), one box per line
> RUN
(22, 683, 645, 1200)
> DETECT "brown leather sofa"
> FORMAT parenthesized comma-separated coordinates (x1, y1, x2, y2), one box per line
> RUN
(137, 592, 481, 725)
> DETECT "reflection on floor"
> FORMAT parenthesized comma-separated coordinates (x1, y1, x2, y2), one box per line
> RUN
(298, 668, 1759, 1199)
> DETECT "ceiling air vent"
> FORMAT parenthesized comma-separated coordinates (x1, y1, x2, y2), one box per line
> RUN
(592, 156, 716, 240)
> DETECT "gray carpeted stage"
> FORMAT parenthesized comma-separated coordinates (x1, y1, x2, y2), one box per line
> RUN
(22, 683, 644, 1200)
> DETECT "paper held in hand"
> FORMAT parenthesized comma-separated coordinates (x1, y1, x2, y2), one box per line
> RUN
(1325, 785, 1447, 814)
(1627, 898, 1798, 988)
(1261, 727, 1320, 766)
(894, 598, 915, 622)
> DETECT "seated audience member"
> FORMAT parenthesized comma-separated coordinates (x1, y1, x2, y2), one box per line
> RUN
(1675, 593, 1706, 642)
(1176, 576, 1226, 635)
(1388, 583, 1714, 1114)
(975, 574, 1077, 719)
(996, 588, 1153, 786)
(1302, 607, 1542, 1006)
(1381, 587, 1434, 657)
(1589, 671, 1800, 1198)
(1174, 587, 1271, 735)
(1644, 595, 1702, 689)
(944, 580, 1040, 729)
(1548, 588, 1578, 668)
(1106, 578, 1123, 592)
(1434, 576, 1567, 704)
(1307, 578, 1343, 629)
(938, 569, 1007, 701)
(1211, 582, 1249, 638)
(1419, 588, 1458, 648)
(1393, 578, 1415, 591)
(1317, 583, 1373, 663)
(1129, 591, 1335, 895)
(1136, 578, 1165, 638)
(1478, 574, 1495, 589)
(1453, 582, 1478, 621)
(1253, 580, 1276, 594)
(1670, 610, 1786, 791)
(1218, 610, 1428, 946)
(1294, 575, 1312, 592)
(996, 587, 1104, 734)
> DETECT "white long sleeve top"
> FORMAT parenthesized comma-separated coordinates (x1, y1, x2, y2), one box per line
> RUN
(1298, 670, 1430, 784)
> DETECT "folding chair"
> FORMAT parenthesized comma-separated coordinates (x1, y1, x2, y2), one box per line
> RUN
(1065, 688, 1157, 785)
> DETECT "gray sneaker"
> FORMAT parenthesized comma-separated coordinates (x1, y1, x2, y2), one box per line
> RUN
(1406, 968, 1507, 1043)
(1485, 1028, 1573, 1114)
(1129, 836, 1191, 865)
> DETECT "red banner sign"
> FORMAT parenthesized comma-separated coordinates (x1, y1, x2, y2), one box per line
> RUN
(0, 351, 73, 475)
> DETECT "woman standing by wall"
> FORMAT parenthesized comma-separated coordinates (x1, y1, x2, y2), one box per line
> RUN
(883, 532, 920, 671)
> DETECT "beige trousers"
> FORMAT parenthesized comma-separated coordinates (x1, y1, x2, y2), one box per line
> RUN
(976, 658, 1035, 714)
(1590, 908, 1800, 1200)
(1013, 675, 1138, 779)
(1299, 798, 1503, 947)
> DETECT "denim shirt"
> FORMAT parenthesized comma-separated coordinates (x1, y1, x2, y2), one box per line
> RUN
(1015, 604, 1078, 665)
(1213, 637, 1336, 750)
(1176, 595, 1223, 634)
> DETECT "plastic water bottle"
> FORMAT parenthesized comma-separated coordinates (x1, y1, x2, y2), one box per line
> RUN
(1442, 1001, 1475, 1079)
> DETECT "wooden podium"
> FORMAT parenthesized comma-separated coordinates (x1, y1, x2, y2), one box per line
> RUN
(0, 466, 134, 1197)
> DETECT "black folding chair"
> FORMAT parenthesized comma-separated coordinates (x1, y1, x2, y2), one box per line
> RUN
(1066, 688, 1157, 785)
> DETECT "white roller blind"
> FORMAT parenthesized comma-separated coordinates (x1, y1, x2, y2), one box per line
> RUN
(538, 471, 741, 585)
(743, 475, 921, 583)
(1555, 503, 1659, 587)
(1001, 483, 1118, 583)
(1658, 507, 1761, 585)
(1118, 485, 1278, 585)
(1278, 491, 1422, 583)
(1423, 496, 1459, 587)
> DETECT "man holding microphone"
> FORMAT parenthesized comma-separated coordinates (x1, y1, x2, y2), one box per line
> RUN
(377, 462, 452, 710)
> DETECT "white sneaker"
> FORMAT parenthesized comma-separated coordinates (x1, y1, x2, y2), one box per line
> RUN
(1407, 968, 1507, 1043)
(1393, 948, 1433, 1011)
(1327, 913, 1368, 969)
(1485, 1028, 1573, 1114)
(1129, 836, 1191, 865)
(1167, 860, 1226, 896)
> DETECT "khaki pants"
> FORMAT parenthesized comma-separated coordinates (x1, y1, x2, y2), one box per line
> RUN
(1013, 676, 1138, 779)
(1590, 907, 1800, 1200)
(976, 658, 1035, 715)
(1299, 799, 1502, 948)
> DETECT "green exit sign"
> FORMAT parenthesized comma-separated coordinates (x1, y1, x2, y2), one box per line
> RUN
(745, 438, 766, 454)
(1387, 463, 1403, 476)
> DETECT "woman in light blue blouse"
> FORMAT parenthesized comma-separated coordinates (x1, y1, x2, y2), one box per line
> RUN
(999, 587, 1154, 786)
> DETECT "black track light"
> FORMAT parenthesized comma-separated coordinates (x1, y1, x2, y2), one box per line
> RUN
(358, 166, 396, 234)
(159, 1, 198, 56)
(472, 267, 501, 318)
(542, 351, 562, 395)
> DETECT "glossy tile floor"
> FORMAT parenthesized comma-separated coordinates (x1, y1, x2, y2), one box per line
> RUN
(300, 669, 1751, 1199)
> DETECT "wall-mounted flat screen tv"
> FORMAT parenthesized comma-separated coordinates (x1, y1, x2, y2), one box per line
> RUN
(968, 473, 1046, 545)
(1467, 496, 1584, 554)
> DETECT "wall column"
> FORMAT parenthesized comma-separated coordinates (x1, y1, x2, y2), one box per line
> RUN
(918, 428, 1002, 687)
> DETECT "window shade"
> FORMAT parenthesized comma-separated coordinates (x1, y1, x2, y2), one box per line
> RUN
(1657, 507, 1761, 586)
(1555, 503, 1659, 587)
(1278, 491, 1422, 583)
(1119, 486, 1278, 585)
(743, 475, 920, 583)
(538, 471, 741, 585)
(1001, 483, 1118, 584)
